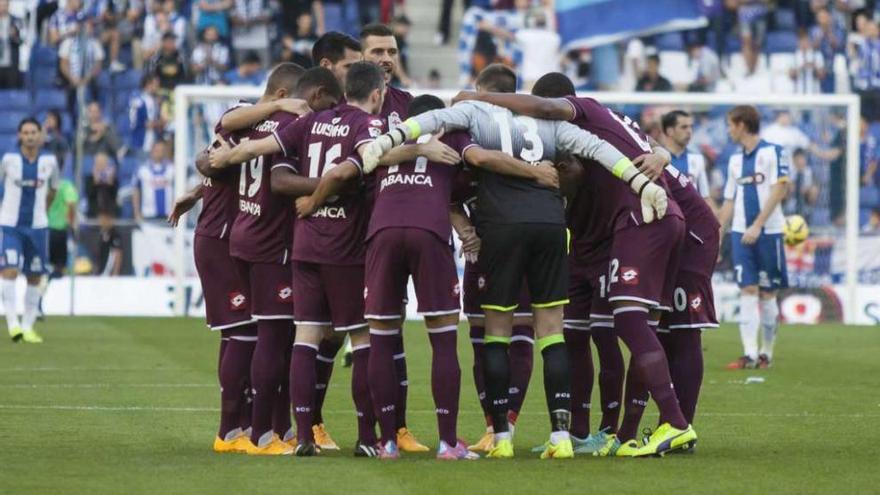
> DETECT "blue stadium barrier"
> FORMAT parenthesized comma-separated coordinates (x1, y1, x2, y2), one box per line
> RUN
(30, 45, 59, 68)
(0, 133, 17, 153)
(0, 111, 31, 134)
(113, 69, 143, 91)
(0, 90, 32, 111)
(33, 89, 67, 112)
(31, 67, 59, 89)
(766, 31, 798, 53)
(655, 32, 684, 51)
(774, 8, 797, 31)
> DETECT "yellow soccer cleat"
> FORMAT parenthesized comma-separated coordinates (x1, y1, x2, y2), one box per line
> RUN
(540, 438, 574, 460)
(8, 327, 23, 342)
(245, 437, 294, 456)
(213, 434, 250, 454)
(397, 427, 429, 452)
(468, 431, 495, 452)
(487, 438, 514, 459)
(21, 330, 43, 344)
(313, 423, 339, 451)
(593, 434, 620, 457)
(635, 423, 697, 457)
(614, 439, 641, 457)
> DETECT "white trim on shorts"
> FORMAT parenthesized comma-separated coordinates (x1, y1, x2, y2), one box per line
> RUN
(335, 322, 368, 332)
(611, 306, 650, 315)
(295, 320, 332, 326)
(230, 335, 258, 342)
(655, 306, 672, 312)
(351, 343, 370, 352)
(420, 309, 460, 317)
(369, 328, 400, 336)
(667, 322, 720, 329)
(589, 313, 613, 320)
(564, 323, 591, 331)
(316, 354, 336, 363)
(364, 313, 403, 320)
(608, 296, 660, 307)
(209, 318, 257, 331)
(427, 325, 458, 334)
(293, 342, 319, 351)
(252, 314, 294, 320)
(510, 335, 535, 344)
(393, 353, 405, 360)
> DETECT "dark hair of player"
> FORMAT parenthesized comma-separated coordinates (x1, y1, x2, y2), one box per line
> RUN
(727, 105, 761, 134)
(475, 63, 517, 93)
(661, 110, 691, 134)
(311, 32, 361, 64)
(531, 72, 575, 98)
(265, 62, 306, 96)
(18, 117, 41, 132)
(360, 23, 394, 44)
(345, 61, 385, 102)
(408, 94, 445, 117)
(296, 67, 344, 101)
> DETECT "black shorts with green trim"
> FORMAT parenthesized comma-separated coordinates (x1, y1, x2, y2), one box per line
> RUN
(477, 222, 569, 311)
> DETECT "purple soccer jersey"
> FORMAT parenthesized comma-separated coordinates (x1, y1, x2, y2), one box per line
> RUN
(663, 166, 721, 277)
(368, 131, 476, 242)
(227, 110, 300, 264)
(274, 103, 384, 265)
(196, 106, 248, 240)
(379, 86, 413, 129)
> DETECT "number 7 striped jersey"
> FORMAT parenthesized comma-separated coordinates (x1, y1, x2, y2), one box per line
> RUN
(273, 103, 384, 265)
(723, 139, 789, 234)
(0, 151, 59, 228)
(225, 109, 301, 264)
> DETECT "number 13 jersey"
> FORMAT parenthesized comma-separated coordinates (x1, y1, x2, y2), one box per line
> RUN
(226, 109, 300, 264)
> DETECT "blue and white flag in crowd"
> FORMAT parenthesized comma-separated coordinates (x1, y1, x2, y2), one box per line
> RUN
(556, 0, 710, 49)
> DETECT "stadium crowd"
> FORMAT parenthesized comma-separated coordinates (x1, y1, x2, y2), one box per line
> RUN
(0, 0, 878, 277)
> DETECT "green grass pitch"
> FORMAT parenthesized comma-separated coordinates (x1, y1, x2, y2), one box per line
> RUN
(0, 317, 877, 494)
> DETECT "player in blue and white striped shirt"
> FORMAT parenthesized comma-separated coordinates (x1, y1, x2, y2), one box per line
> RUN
(0, 118, 60, 343)
(661, 110, 715, 214)
(718, 106, 789, 370)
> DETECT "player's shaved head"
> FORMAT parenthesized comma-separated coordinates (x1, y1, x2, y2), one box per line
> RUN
(408, 94, 445, 117)
(265, 62, 306, 97)
(312, 32, 361, 65)
(532, 72, 575, 98)
(345, 61, 385, 103)
(296, 67, 344, 109)
(475, 64, 517, 93)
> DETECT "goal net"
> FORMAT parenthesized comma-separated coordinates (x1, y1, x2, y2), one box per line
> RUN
(172, 85, 871, 324)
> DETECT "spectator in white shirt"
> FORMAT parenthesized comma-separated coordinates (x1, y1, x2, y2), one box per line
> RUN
(515, 9, 560, 89)
(761, 110, 810, 157)
(687, 40, 721, 92)
(58, 20, 104, 105)
(791, 30, 825, 94)
(730, 48, 772, 94)
(191, 25, 230, 85)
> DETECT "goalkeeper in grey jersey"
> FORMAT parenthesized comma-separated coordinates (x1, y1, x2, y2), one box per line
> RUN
(362, 65, 666, 460)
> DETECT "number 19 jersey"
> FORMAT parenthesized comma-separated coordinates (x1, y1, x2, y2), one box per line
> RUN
(227, 110, 301, 264)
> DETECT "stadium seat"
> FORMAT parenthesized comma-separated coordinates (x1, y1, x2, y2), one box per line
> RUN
(115, 113, 132, 140)
(725, 33, 742, 53)
(113, 69, 143, 91)
(659, 51, 692, 86)
(768, 53, 796, 74)
(0, 133, 17, 152)
(774, 8, 797, 31)
(33, 89, 68, 112)
(655, 32, 684, 51)
(0, 111, 31, 134)
(81, 155, 96, 177)
(766, 31, 798, 53)
(31, 67, 59, 89)
(0, 90, 32, 111)
(96, 70, 113, 91)
(119, 156, 139, 184)
(30, 45, 59, 68)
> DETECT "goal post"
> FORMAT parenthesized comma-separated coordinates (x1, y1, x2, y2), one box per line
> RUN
(173, 85, 862, 323)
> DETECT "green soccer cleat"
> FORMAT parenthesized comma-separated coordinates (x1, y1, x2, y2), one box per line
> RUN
(540, 438, 574, 459)
(614, 439, 640, 457)
(21, 330, 43, 344)
(8, 327, 23, 342)
(487, 438, 514, 459)
(573, 428, 613, 455)
(593, 433, 620, 457)
(634, 423, 697, 457)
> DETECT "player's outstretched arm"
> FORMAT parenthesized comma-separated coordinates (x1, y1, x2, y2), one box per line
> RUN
(270, 167, 318, 197)
(376, 129, 460, 168)
(220, 99, 310, 131)
(630, 136, 672, 181)
(556, 122, 667, 222)
(449, 203, 480, 262)
(463, 146, 559, 188)
(168, 183, 204, 227)
(209, 135, 280, 169)
(295, 161, 360, 218)
(194, 148, 222, 178)
(453, 91, 575, 121)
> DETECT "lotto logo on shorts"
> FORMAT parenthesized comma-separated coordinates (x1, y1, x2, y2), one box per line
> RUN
(620, 267, 639, 285)
(689, 295, 702, 312)
(452, 282, 461, 297)
(477, 276, 486, 290)
(276, 285, 292, 302)
(229, 292, 247, 311)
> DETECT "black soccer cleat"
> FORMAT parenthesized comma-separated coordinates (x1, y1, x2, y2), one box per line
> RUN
(353, 441, 380, 458)
(295, 441, 318, 457)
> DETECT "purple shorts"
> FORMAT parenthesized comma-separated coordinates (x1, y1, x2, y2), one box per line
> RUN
(564, 256, 606, 331)
(194, 235, 253, 330)
(659, 270, 718, 331)
(293, 261, 367, 332)
(234, 256, 293, 320)
(365, 228, 460, 319)
(680, 227, 720, 278)
(463, 261, 531, 319)
(607, 215, 685, 310)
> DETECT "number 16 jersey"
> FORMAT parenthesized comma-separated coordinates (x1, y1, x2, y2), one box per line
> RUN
(226, 109, 301, 264)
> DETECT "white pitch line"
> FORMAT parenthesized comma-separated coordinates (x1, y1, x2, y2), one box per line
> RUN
(0, 404, 877, 419)
(0, 367, 196, 372)
(0, 384, 215, 389)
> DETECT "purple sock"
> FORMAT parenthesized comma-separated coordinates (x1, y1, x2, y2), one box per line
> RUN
(429, 327, 460, 446)
(507, 325, 534, 422)
(393, 334, 408, 430)
(240, 386, 253, 432)
(564, 327, 593, 438)
(249, 319, 293, 445)
(273, 340, 293, 440)
(660, 330, 703, 424)
(314, 337, 343, 425)
(617, 356, 649, 441)
(470, 324, 492, 428)
(219, 337, 229, 382)
(592, 328, 624, 433)
(290, 343, 317, 443)
(218, 328, 255, 439)
(352, 344, 378, 444)
(368, 329, 399, 444)
(614, 307, 687, 430)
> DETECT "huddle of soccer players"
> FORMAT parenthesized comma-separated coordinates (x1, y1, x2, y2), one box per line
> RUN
(172, 24, 787, 460)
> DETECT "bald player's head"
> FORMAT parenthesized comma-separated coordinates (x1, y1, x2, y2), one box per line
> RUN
(264, 62, 306, 100)
(475, 64, 517, 94)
